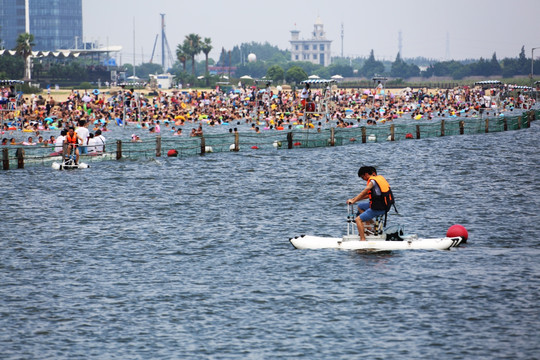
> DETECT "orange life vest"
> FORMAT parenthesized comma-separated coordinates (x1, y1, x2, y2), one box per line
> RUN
(66, 132, 79, 144)
(368, 175, 394, 212)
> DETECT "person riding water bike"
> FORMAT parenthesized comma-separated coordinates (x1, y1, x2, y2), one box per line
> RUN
(65, 127, 83, 165)
(346, 166, 395, 241)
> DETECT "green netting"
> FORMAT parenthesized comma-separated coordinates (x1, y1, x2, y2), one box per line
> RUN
(2, 110, 537, 170)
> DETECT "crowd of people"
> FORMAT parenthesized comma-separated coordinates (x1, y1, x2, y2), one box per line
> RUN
(0, 82, 537, 153)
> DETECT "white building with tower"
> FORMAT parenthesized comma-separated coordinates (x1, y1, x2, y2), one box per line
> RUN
(289, 17, 332, 67)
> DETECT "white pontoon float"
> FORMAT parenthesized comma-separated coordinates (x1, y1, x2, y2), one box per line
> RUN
(289, 205, 464, 251)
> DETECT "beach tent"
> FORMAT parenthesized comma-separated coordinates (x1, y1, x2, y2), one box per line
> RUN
(300, 79, 336, 85)
(474, 80, 503, 91)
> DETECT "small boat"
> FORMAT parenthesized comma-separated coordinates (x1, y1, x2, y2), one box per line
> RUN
(289, 206, 466, 252)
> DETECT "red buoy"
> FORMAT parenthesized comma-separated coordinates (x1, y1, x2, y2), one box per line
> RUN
(251, 145, 259, 149)
(447, 224, 468, 242)
(405, 133, 414, 139)
(294, 142, 302, 146)
(167, 149, 178, 157)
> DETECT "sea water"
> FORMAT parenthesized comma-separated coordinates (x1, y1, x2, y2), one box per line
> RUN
(1, 122, 538, 359)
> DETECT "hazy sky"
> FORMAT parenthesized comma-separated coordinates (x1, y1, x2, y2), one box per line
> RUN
(83, 0, 540, 66)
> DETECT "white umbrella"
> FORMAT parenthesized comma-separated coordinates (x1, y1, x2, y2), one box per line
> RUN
(308, 75, 320, 79)
(240, 75, 253, 80)
(331, 74, 343, 79)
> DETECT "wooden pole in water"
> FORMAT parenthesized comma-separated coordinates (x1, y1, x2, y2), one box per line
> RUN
(485, 118, 489, 133)
(116, 140, 122, 160)
(330, 127, 335, 146)
(16, 148, 24, 169)
(156, 135, 161, 157)
(2, 148, 9, 170)
(287, 132, 293, 149)
(234, 132, 239, 151)
(361, 127, 366, 143)
(517, 117, 521, 129)
(390, 124, 395, 141)
(503, 118, 508, 131)
(416, 125, 420, 139)
(459, 120, 464, 135)
(440, 120, 445, 137)
(200, 136, 206, 155)
(62, 142, 68, 160)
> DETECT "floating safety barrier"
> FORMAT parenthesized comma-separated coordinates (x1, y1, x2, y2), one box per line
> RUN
(1, 110, 537, 170)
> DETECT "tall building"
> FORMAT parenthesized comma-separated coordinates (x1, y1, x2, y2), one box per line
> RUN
(289, 17, 332, 67)
(0, 0, 82, 51)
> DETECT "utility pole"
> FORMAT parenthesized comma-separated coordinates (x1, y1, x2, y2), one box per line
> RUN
(340, 23, 344, 58)
(531, 47, 540, 80)
(398, 30, 402, 57)
(161, 14, 166, 71)
(132, 17, 136, 78)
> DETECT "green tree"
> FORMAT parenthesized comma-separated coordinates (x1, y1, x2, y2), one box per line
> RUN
(176, 43, 188, 72)
(136, 62, 163, 79)
(285, 66, 308, 84)
(390, 52, 407, 78)
(0, 56, 24, 79)
(184, 33, 201, 75)
(218, 47, 229, 66)
(266, 65, 284, 82)
(518, 45, 529, 75)
(390, 52, 420, 78)
(327, 63, 354, 77)
(489, 52, 502, 75)
(200, 37, 213, 75)
(284, 61, 320, 76)
(235, 61, 267, 79)
(314, 67, 330, 79)
(360, 50, 385, 78)
(14, 33, 35, 80)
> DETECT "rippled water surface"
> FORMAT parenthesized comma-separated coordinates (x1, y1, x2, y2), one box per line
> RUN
(1, 123, 539, 359)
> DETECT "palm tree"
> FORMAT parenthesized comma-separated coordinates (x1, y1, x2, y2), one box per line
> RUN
(184, 33, 201, 75)
(200, 37, 213, 75)
(15, 33, 35, 80)
(176, 43, 188, 72)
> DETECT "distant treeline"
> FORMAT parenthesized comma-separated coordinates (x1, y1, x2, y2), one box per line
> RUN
(1, 38, 538, 87)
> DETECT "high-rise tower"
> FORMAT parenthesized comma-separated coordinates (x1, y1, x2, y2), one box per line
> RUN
(0, 0, 82, 51)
